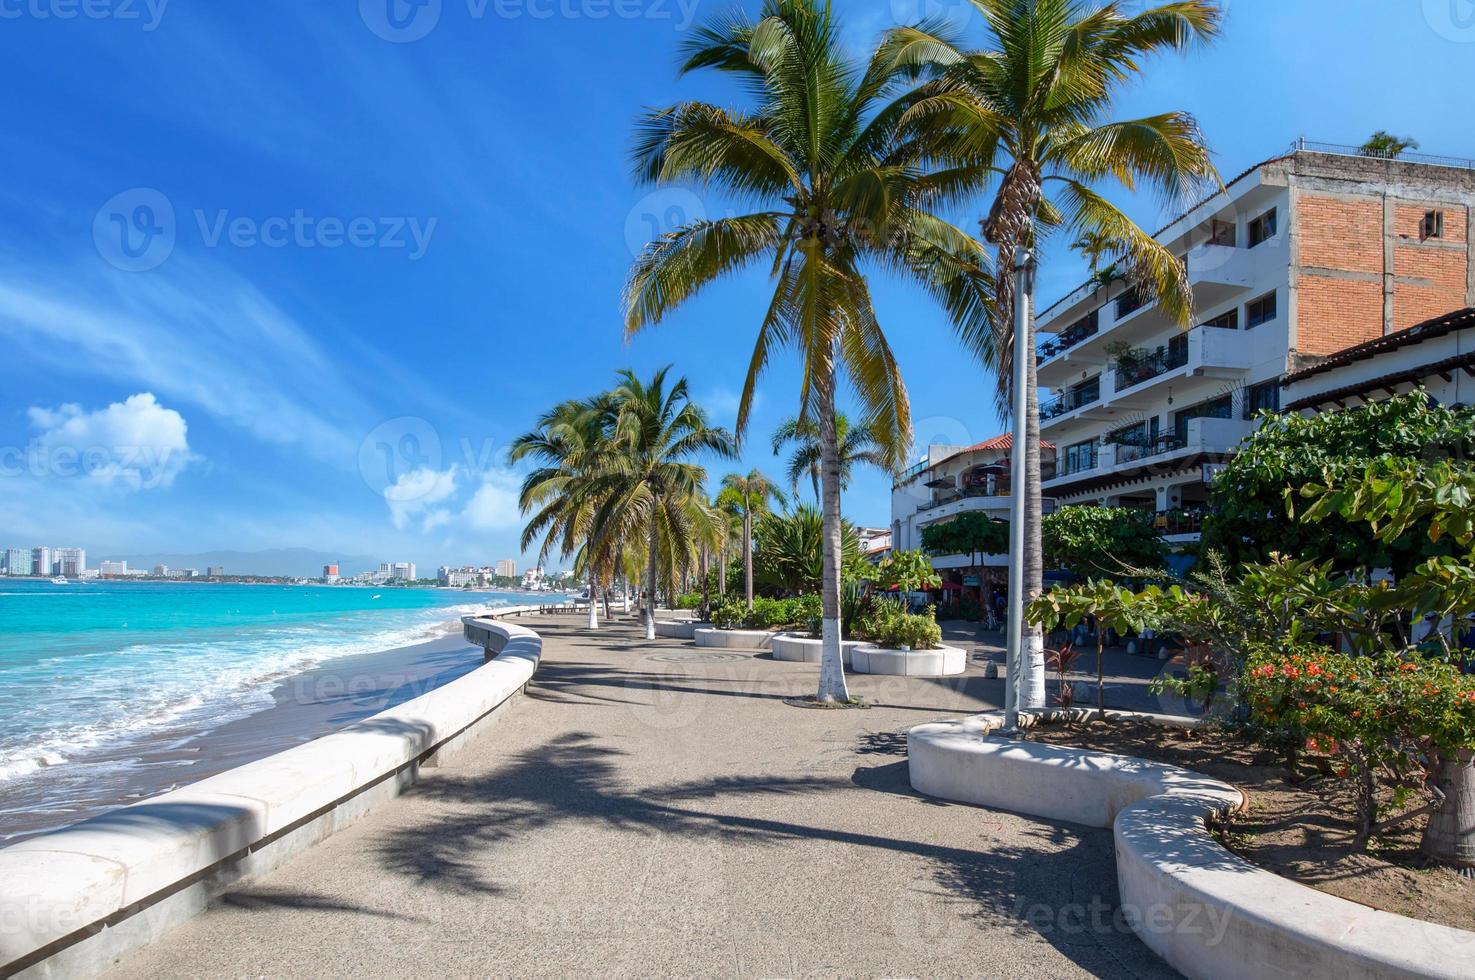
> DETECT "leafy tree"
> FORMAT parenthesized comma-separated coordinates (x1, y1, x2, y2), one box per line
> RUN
(1359, 130, 1419, 159)
(624, 0, 996, 702)
(896, 0, 1222, 705)
(920, 512, 1008, 568)
(876, 549, 942, 594)
(1201, 391, 1475, 574)
(752, 504, 864, 595)
(718, 470, 785, 610)
(771, 413, 891, 501)
(1041, 506, 1165, 578)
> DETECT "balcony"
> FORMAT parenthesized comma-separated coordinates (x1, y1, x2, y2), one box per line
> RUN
(1112, 340, 1188, 389)
(1153, 508, 1207, 536)
(916, 490, 1059, 526)
(1045, 416, 1253, 491)
(1185, 242, 1253, 297)
(1037, 310, 1099, 362)
(1040, 382, 1101, 421)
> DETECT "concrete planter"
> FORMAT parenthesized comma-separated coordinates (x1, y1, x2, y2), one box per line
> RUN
(768, 633, 866, 667)
(0, 614, 546, 978)
(692, 627, 779, 651)
(849, 643, 966, 677)
(654, 620, 709, 640)
(908, 710, 1475, 979)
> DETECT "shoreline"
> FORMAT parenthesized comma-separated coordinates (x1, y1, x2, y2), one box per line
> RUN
(0, 621, 487, 845)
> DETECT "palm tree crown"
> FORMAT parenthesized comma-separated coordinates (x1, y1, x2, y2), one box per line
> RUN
(771, 413, 892, 500)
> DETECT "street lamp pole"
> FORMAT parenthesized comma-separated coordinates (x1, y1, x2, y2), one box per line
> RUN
(1003, 249, 1035, 735)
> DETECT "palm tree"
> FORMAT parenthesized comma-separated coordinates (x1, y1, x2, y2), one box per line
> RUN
(625, 0, 995, 702)
(770, 414, 891, 501)
(1360, 130, 1419, 159)
(591, 367, 737, 641)
(893, 0, 1221, 705)
(753, 503, 863, 595)
(509, 397, 619, 630)
(718, 470, 785, 609)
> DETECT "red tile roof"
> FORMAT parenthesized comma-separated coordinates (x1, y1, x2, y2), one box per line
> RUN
(962, 433, 1056, 452)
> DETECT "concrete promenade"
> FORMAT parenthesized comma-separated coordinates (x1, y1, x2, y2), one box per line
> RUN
(107, 615, 1177, 979)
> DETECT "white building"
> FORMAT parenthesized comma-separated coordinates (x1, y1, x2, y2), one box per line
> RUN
(891, 434, 1056, 599)
(1282, 307, 1474, 411)
(52, 548, 85, 577)
(856, 527, 891, 563)
(1033, 146, 1475, 544)
(99, 559, 129, 577)
(521, 566, 545, 590)
(4, 548, 31, 576)
(32, 547, 51, 577)
(495, 559, 517, 579)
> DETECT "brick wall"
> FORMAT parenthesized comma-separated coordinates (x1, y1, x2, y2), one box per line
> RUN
(1297, 193, 1472, 353)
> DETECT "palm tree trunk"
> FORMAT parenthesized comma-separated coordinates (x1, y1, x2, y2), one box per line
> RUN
(645, 521, 659, 641)
(699, 543, 710, 618)
(816, 371, 850, 703)
(1422, 748, 1475, 867)
(743, 507, 754, 610)
(587, 580, 600, 629)
(718, 545, 727, 600)
(1021, 271, 1047, 707)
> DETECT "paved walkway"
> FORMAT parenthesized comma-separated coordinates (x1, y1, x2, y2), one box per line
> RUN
(108, 616, 1178, 979)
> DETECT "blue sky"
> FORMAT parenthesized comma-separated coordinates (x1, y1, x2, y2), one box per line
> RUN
(1, 0, 1473, 573)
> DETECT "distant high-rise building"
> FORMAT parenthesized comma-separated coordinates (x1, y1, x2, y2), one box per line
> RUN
(495, 559, 516, 579)
(99, 559, 128, 576)
(32, 547, 51, 577)
(323, 563, 340, 583)
(53, 548, 85, 577)
(153, 564, 169, 577)
(207, 565, 225, 577)
(4, 548, 31, 576)
(393, 562, 416, 581)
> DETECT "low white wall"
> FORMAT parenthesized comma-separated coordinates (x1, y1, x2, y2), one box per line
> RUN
(693, 627, 777, 651)
(850, 644, 966, 677)
(654, 620, 708, 640)
(0, 611, 544, 978)
(768, 634, 865, 666)
(907, 712, 1475, 979)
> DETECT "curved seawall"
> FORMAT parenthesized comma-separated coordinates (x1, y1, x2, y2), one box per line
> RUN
(0, 609, 544, 978)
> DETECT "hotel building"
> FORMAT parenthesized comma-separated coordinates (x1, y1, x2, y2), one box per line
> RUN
(1032, 144, 1475, 543)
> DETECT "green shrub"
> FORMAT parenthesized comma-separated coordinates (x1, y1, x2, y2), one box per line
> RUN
(711, 601, 748, 629)
(674, 592, 704, 610)
(854, 600, 942, 649)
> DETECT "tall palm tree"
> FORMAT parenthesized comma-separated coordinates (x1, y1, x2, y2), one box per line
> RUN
(509, 397, 619, 630)
(591, 367, 737, 641)
(718, 470, 785, 609)
(893, 0, 1221, 705)
(625, 0, 995, 702)
(770, 413, 891, 501)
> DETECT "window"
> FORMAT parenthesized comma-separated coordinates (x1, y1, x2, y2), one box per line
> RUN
(1115, 286, 1146, 319)
(1202, 308, 1239, 330)
(1248, 207, 1277, 247)
(1422, 210, 1445, 240)
(1208, 218, 1236, 247)
(1174, 394, 1233, 443)
(1245, 291, 1277, 329)
(1062, 439, 1098, 475)
(1243, 379, 1281, 418)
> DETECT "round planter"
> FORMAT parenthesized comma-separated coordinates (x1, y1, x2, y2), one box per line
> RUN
(654, 620, 709, 640)
(768, 633, 866, 667)
(849, 643, 966, 677)
(692, 627, 779, 651)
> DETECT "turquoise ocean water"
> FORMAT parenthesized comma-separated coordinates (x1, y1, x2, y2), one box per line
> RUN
(0, 580, 542, 786)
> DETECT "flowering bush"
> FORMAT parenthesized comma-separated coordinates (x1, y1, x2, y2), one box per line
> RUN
(1239, 643, 1475, 843)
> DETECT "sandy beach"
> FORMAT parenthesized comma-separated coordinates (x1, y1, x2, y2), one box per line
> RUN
(0, 624, 487, 844)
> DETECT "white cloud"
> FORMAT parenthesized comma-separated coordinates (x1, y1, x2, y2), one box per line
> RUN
(24, 392, 194, 490)
(462, 469, 523, 532)
(384, 464, 459, 530)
